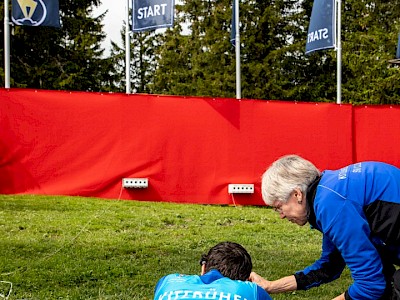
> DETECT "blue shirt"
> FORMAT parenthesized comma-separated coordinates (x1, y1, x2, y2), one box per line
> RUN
(300, 162, 400, 300)
(154, 269, 272, 300)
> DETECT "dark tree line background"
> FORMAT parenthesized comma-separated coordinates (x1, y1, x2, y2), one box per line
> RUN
(0, 0, 399, 104)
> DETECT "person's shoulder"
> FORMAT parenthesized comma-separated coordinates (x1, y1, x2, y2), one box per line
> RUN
(239, 281, 273, 300)
(155, 273, 199, 292)
(156, 273, 194, 286)
(162, 273, 195, 281)
(254, 283, 273, 299)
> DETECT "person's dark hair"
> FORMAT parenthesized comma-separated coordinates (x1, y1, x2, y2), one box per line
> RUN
(200, 241, 252, 281)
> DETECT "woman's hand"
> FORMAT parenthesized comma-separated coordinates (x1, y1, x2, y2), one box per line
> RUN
(250, 273, 298, 294)
(249, 272, 270, 291)
(332, 293, 345, 300)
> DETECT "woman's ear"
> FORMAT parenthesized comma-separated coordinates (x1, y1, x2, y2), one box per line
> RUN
(201, 264, 206, 275)
(294, 188, 303, 202)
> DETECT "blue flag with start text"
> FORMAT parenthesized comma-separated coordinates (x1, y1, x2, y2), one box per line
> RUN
(12, 0, 60, 28)
(132, 0, 174, 32)
(396, 34, 400, 59)
(305, 0, 335, 54)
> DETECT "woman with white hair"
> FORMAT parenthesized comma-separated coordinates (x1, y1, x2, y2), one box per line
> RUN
(251, 154, 400, 300)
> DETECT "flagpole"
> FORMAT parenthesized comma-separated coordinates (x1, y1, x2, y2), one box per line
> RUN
(234, 0, 241, 100)
(336, 0, 341, 104)
(125, 0, 131, 94)
(4, 0, 10, 88)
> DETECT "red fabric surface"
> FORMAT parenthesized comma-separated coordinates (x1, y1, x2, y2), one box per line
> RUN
(0, 88, 379, 205)
(353, 105, 400, 165)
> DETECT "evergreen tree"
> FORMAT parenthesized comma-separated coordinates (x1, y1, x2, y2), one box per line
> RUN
(108, 40, 125, 92)
(1, 0, 399, 103)
(0, 0, 116, 91)
(151, 0, 400, 104)
(152, 1, 236, 97)
(240, 0, 311, 100)
(109, 19, 161, 94)
(151, 0, 331, 100)
(277, 0, 338, 102)
(245, 0, 400, 103)
(341, 0, 400, 104)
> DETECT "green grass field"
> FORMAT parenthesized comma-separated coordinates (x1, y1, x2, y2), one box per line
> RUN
(0, 195, 351, 299)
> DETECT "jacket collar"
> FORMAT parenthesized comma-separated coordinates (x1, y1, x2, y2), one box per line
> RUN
(306, 175, 321, 229)
(200, 269, 224, 284)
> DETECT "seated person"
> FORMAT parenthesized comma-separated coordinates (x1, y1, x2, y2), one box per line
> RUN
(154, 241, 272, 299)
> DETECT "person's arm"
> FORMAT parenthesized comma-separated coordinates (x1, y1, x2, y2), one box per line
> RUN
(250, 226, 345, 295)
(154, 275, 167, 295)
(250, 272, 297, 294)
(294, 236, 345, 290)
(251, 272, 346, 299)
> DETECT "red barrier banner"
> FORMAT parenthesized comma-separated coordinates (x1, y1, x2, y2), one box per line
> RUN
(353, 105, 400, 166)
(0, 89, 357, 205)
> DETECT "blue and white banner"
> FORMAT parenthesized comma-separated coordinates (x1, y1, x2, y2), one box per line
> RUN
(305, 0, 335, 54)
(396, 33, 400, 59)
(12, 0, 60, 28)
(230, 0, 236, 46)
(132, 0, 174, 32)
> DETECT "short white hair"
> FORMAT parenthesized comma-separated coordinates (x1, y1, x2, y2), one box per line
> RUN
(261, 155, 321, 205)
